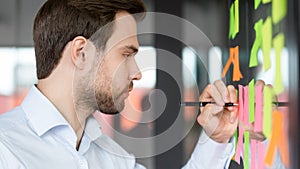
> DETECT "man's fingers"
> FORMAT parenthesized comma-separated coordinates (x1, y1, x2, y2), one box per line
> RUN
(197, 105, 223, 126)
(214, 80, 230, 103)
(255, 79, 265, 87)
(200, 84, 224, 106)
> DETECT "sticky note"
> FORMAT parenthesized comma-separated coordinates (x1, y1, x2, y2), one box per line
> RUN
(273, 33, 285, 94)
(244, 131, 250, 169)
(249, 79, 255, 123)
(229, 0, 239, 39)
(265, 111, 290, 167)
(254, 0, 262, 10)
(229, 3, 235, 39)
(262, 0, 271, 4)
(251, 140, 256, 169)
(249, 19, 263, 68)
(235, 85, 244, 164)
(262, 17, 272, 71)
(243, 86, 249, 125)
(263, 85, 273, 138)
(234, 0, 239, 38)
(222, 46, 243, 81)
(254, 84, 264, 169)
(258, 142, 265, 169)
(254, 84, 263, 132)
(272, 0, 287, 24)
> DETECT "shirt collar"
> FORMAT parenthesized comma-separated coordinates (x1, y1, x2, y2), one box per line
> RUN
(84, 115, 103, 141)
(21, 85, 69, 136)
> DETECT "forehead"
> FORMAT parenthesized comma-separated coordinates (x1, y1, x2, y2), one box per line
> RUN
(105, 11, 139, 52)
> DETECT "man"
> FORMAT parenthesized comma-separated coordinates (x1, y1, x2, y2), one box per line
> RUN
(0, 0, 239, 168)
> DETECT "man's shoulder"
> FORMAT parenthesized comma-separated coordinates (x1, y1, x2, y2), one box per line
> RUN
(0, 106, 28, 134)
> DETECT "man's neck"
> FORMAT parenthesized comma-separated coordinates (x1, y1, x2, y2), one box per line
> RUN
(37, 80, 88, 149)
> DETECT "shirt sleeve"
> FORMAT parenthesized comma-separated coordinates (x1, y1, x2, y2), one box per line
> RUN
(182, 131, 235, 169)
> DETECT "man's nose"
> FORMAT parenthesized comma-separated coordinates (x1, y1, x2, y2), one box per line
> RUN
(130, 60, 142, 80)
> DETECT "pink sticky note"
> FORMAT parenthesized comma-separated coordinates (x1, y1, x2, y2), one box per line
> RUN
(243, 86, 249, 126)
(235, 85, 244, 164)
(255, 84, 263, 132)
(251, 140, 257, 169)
(258, 142, 264, 169)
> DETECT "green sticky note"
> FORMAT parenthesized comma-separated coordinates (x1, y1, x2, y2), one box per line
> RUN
(234, 130, 238, 152)
(249, 79, 255, 123)
(229, 3, 235, 39)
(262, 17, 272, 71)
(244, 132, 250, 169)
(254, 0, 262, 10)
(229, 0, 239, 39)
(263, 86, 273, 138)
(272, 0, 287, 24)
(249, 19, 263, 68)
(262, 0, 271, 4)
(273, 33, 285, 94)
(234, 0, 239, 37)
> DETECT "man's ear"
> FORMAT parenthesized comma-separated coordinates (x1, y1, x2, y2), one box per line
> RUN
(70, 36, 88, 69)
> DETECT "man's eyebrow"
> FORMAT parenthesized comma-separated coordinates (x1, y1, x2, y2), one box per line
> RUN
(121, 45, 139, 53)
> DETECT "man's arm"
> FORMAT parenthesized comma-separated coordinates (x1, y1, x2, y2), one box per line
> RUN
(183, 80, 238, 169)
(182, 131, 235, 169)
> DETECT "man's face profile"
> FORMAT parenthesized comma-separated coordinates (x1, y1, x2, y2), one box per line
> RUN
(74, 11, 141, 115)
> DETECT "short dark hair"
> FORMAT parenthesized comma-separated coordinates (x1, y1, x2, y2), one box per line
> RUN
(33, 0, 146, 79)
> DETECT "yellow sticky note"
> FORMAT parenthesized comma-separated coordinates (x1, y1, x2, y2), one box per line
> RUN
(272, 0, 287, 24)
(249, 19, 263, 67)
(263, 86, 273, 138)
(273, 33, 285, 94)
(249, 79, 255, 123)
(234, 0, 239, 38)
(262, 0, 271, 4)
(262, 17, 272, 71)
(254, 0, 262, 10)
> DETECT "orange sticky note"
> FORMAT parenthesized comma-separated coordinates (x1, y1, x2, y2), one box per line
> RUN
(249, 19, 263, 68)
(265, 110, 290, 167)
(222, 46, 243, 81)
(273, 33, 285, 94)
(262, 17, 272, 71)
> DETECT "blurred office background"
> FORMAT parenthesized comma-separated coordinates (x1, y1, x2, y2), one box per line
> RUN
(0, 0, 299, 169)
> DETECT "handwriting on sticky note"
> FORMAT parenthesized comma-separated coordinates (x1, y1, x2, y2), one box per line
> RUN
(272, 0, 287, 24)
(262, 17, 272, 71)
(273, 33, 285, 94)
(249, 19, 263, 68)
(222, 46, 243, 81)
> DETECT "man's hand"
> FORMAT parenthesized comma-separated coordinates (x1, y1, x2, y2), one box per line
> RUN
(197, 80, 238, 143)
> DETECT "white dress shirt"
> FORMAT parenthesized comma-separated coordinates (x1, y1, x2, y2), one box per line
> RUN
(0, 86, 235, 169)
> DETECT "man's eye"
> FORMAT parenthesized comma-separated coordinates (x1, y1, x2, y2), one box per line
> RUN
(123, 53, 132, 58)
